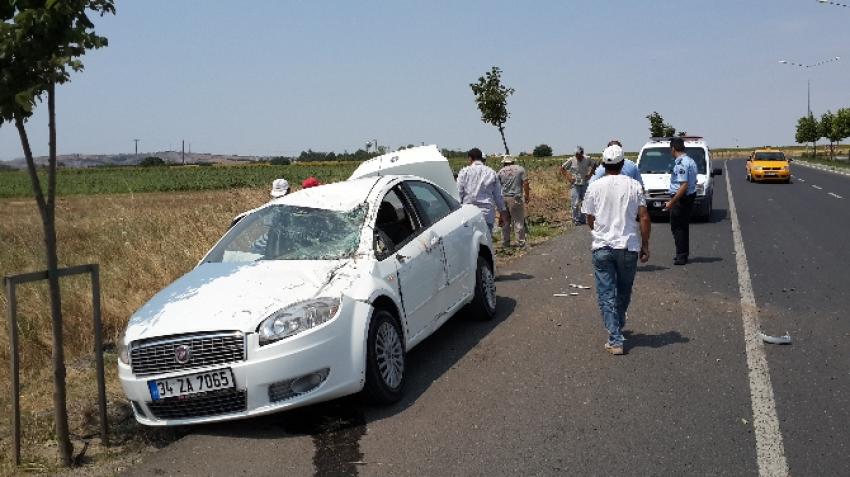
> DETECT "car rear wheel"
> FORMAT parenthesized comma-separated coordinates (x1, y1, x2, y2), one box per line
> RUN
(469, 256, 497, 320)
(364, 309, 405, 404)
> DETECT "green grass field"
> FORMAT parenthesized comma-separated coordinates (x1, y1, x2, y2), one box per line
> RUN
(0, 157, 566, 198)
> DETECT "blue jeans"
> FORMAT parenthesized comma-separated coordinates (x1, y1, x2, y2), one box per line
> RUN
(571, 184, 588, 224)
(592, 248, 638, 346)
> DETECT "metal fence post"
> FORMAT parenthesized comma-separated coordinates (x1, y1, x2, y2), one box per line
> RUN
(5, 278, 21, 465)
(90, 265, 109, 446)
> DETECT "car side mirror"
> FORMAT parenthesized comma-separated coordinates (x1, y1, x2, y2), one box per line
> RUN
(712, 168, 722, 176)
(788, 158, 794, 162)
(374, 230, 393, 260)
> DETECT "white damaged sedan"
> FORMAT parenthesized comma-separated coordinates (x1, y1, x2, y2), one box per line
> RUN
(118, 146, 497, 425)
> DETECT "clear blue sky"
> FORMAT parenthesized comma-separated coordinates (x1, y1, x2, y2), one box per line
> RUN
(1, 0, 848, 160)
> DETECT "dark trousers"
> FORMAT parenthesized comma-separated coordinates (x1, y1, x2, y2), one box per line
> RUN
(670, 193, 696, 259)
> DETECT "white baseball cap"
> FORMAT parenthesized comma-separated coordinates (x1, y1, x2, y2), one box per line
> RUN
(601, 145, 625, 164)
(576, 146, 584, 154)
(501, 155, 515, 164)
(270, 178, 290, 197)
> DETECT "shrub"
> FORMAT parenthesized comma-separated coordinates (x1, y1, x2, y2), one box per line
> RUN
(139, 156, 165, 167)
(533, 144, 553, 157)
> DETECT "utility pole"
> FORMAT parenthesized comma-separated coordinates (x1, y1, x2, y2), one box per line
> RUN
(133, 138, 139, 156)
(807, 79, 811, 116)
(182, 140, 185, 165)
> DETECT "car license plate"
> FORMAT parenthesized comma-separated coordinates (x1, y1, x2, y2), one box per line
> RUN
(653, 201, 663, 208)
(148, 369, 234, 401)
(764, 172, 776, 176)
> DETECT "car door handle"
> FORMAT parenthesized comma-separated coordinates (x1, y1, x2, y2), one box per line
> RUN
(396, 253, 409, 263)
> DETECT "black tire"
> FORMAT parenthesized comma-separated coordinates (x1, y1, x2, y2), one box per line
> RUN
(696, 196, 712, 222)
(364, 309, 405, 404)
(469, 256, 497, 320)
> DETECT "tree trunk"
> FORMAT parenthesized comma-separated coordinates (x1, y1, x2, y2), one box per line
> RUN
(46, 83, 72, 467)
(498, 124, 509, 155)
(14, 84, 73, 467)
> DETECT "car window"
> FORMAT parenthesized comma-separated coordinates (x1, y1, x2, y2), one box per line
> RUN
(205, 204, 367, 262)
(638, 147, 707, 174)
(374, 188, 419, 257)
(404, 181, 454, 226)
(753, 152, 786, 161)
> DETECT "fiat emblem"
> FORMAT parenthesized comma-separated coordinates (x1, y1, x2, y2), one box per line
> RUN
(174, 344, 192, 364)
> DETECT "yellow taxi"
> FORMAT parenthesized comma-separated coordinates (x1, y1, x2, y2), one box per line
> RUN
(746, 149, 791, 183)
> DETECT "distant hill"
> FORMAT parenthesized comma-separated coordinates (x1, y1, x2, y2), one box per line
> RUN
(1, 151, 265, 169)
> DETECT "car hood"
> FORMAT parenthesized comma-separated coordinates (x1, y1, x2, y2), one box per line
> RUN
(751, 161, 788, 167)
(124, 260, 355, 342)
(641, 173, 706, 191)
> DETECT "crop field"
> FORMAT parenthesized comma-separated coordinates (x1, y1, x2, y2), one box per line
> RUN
(0, 162, 361, 198)
(0, 156, 570, 472)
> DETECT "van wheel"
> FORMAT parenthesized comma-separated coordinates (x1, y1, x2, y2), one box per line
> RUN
(470, 256, 497, 320)
(364, 309, 405, 404)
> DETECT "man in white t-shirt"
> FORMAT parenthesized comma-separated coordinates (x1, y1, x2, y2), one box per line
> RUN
(581, 144, 651, 355)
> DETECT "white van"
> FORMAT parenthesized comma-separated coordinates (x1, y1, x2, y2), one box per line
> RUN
(635, 137, 722, 221)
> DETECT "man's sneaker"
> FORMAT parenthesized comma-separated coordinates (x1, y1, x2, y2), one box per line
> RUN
(604, 342, 624, 355)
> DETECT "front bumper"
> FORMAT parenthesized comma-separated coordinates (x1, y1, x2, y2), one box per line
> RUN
(752, 170, 790, 181)
(646, 194, 709, 214)
(118, 299, 372, 426)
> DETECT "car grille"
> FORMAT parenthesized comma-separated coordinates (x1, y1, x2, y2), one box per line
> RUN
(147, 389, 247, 420)
(130, 331, 245, 376)
(646, 189, 670, 199)
(762, 167, 783, 171)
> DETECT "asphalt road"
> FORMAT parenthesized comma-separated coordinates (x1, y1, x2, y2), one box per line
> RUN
(123, 161, 849, 476)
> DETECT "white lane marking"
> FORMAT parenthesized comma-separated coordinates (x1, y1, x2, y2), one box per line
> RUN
(828, 192, 843, 199)
(796, 178, 805, 182)
(812, 185, 823, 190)
(725, 163, 789, 477)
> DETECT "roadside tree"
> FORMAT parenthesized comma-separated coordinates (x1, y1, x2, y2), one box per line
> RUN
(533, 144, 553, 157)
(0, 0, 115, 466)
(820, 110, 842, 159)
(795, 113, 820, 157)
(835, 108, 850, 148)
(470, 66, 515, 154)
(646, 111, 676, 138)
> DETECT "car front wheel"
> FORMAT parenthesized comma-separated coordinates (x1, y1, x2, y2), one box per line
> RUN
(364, 309, 405, 404)
(469, 256, 497, 320)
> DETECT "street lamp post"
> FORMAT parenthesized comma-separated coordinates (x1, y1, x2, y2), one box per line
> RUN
(779, 56, 840, 157)
(778, 56, 840, 115)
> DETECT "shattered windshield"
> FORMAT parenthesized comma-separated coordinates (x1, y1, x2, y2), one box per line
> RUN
(205, 203, 367, 262)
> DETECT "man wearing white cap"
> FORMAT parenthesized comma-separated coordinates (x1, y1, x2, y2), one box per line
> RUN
(497, 155, 530, 247)
(270, 178, 290, 198)
(561, 146, 594, 225)
(581, 144, 651, 355)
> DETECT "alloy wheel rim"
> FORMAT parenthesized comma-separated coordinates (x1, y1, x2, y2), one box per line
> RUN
(482, 264, 496, 311)
(376, 321, 404, 389)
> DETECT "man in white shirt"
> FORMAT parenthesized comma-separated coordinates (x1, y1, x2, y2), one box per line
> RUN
(457, 148, 507, 231)
(581, 144, 651, 355)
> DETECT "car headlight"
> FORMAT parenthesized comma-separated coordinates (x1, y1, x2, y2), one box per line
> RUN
(118, 332, 130, 365)
(696, 183, 705, 195)
(258, 297, 341, 345)
(753, 166, 762, 171)
(783, 164, 789, 171)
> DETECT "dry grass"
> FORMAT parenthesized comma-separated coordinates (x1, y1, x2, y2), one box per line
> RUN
(0, 165, 571, 473)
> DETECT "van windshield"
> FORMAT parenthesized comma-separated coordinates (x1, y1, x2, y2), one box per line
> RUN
(638, 147, 707, 174)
